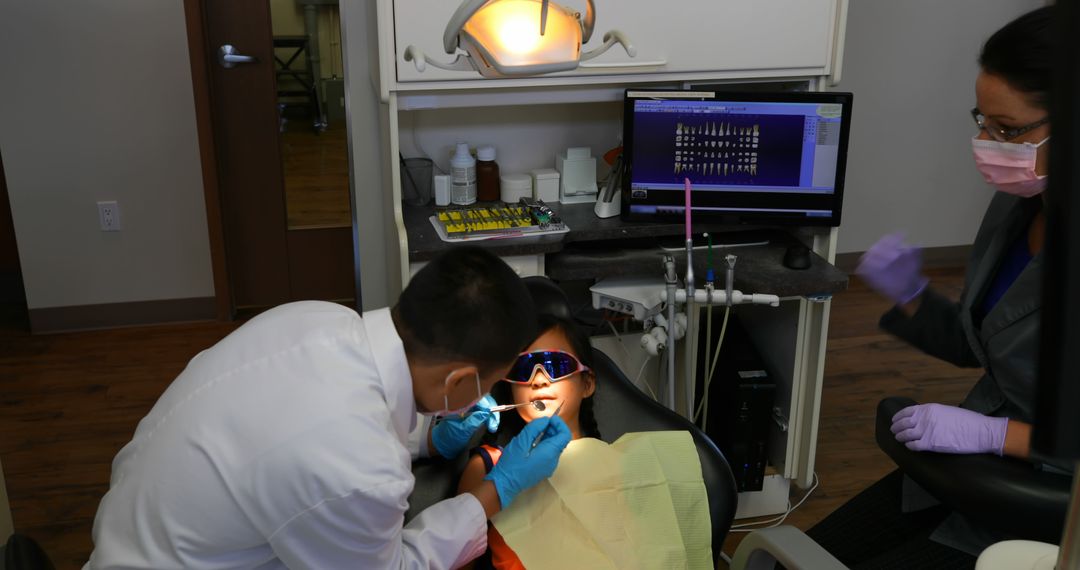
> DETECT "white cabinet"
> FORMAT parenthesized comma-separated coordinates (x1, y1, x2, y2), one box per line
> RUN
(387, 0, 842, 87)
(352, 0, 847, 512)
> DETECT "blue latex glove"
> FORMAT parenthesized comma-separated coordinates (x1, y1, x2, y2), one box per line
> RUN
(855, 233, 929, 305)
(430, 395, 500, 458)
(891, 403, 1009, 455)
(484, 415, 572, 509)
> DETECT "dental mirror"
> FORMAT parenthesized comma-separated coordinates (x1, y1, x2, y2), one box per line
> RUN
(489, 400, 547, 413)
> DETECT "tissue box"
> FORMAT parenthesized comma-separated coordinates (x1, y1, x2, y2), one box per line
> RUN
(556, 147, 598, 204)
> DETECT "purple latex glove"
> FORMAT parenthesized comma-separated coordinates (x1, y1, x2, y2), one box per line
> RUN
(891, 403, 1009, 455)
(855, 233, 929, 305)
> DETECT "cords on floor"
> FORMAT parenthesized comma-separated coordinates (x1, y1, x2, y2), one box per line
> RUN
(729, 472, 820, 533)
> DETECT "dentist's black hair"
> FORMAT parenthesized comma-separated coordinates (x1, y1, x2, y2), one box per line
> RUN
(392, 246, 537, 376)
(979, 6, 1056, 108)
(485, 314, 600, 448)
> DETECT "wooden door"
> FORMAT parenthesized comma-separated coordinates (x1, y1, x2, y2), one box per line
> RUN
(188, 0, 357, 312)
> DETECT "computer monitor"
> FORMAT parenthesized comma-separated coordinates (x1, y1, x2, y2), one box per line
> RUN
(621, 89, 853, 227)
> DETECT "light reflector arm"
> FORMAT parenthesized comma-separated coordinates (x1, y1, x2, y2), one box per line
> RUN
(579, 30, 636, 62)
(403, 45, 476, 72)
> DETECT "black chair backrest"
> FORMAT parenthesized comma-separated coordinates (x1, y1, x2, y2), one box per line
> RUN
(876, 396, 1071, 543)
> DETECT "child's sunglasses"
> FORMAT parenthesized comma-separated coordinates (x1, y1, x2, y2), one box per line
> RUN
(504, 350, 591, 384)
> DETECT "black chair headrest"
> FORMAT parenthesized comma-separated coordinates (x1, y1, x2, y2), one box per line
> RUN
(523, 276, 573, 320)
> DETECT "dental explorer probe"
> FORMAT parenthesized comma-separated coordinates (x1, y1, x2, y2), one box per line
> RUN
(454, 400, 545, 419)
(487, 400, 547, 413)
(528, 400, 564, 455)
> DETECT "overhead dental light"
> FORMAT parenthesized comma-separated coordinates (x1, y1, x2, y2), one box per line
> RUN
(404, 0, 635, 78)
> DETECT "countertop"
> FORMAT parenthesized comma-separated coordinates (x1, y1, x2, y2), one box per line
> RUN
(403, 202, 849, 296)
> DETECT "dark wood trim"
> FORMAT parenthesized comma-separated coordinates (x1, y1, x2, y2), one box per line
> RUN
(834, 244, 972, 273)
(28, 297, 217, 334)
(183, 0, 232, 321)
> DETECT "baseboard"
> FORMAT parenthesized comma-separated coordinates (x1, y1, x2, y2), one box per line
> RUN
(28, 296, 217, 334)
(834, 245, 972, 273)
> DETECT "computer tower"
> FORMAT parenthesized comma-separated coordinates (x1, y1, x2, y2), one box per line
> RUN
(694, 310, 776, 492)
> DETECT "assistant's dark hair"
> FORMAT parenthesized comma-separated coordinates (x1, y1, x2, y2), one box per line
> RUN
(979, 6, 1056, 108)
(484, 314, 600, 448)
(392, 247, 537, 375)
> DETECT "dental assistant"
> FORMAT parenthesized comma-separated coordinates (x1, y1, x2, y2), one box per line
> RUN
(857, 6, 1054, 465)
(85, 247, 572, 569)
(802, 7, 1059, 566)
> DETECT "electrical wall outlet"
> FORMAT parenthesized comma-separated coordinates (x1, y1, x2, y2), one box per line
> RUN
(97, 201, 122, 231)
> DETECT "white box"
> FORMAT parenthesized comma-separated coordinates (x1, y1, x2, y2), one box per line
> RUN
(531, 168, 560, 203)
(589, 276, 666, 321)
(434, 174, 451, 206)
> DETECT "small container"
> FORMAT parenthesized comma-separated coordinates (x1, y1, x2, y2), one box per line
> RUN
(400, 157, 433, 206)
(500, 173, 532, 203)
(434, 174, 451, 207)
(531, 168, 560, 203)
(476, 146, 501, 202)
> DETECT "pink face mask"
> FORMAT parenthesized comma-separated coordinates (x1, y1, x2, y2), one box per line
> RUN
(971, 135, 1049, 197)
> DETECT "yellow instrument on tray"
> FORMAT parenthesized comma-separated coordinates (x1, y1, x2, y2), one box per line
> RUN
(436, 205, 543, 236)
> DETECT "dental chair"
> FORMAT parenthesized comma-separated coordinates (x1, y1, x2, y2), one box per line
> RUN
(875, 396, 1072, 544)
(406, 276, 739, 567)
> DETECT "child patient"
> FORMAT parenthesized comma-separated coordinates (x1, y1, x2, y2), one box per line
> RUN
(457, 314, 600, 570)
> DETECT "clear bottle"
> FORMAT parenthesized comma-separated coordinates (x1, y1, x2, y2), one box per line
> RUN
(450, 142, 477, 205)
(476, 146, 501, 202)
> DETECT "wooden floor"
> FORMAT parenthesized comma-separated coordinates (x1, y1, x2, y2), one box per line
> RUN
(281, 119, 351, 230)
(0, 268, 979, 568)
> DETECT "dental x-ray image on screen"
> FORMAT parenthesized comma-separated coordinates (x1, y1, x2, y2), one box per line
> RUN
(621, 89, 853, 226)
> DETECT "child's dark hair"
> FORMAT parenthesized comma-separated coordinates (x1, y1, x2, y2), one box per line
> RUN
(484, 314, 600, 448)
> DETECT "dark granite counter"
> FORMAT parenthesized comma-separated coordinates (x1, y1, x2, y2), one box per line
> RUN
(404, 202, 849, 297)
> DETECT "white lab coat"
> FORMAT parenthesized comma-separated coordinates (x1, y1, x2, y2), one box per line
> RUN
(85, 302, 487, 569)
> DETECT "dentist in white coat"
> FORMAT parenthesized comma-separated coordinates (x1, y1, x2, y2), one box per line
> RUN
(85, 247, 572, 569)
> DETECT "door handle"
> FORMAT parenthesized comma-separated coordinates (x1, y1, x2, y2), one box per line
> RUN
(218, 44, 258, 69)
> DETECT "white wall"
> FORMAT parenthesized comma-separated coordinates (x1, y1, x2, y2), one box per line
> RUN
(398, 103, 623, 180)
(835, 0, 1044, 253)
(0, 0, 214, 309)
